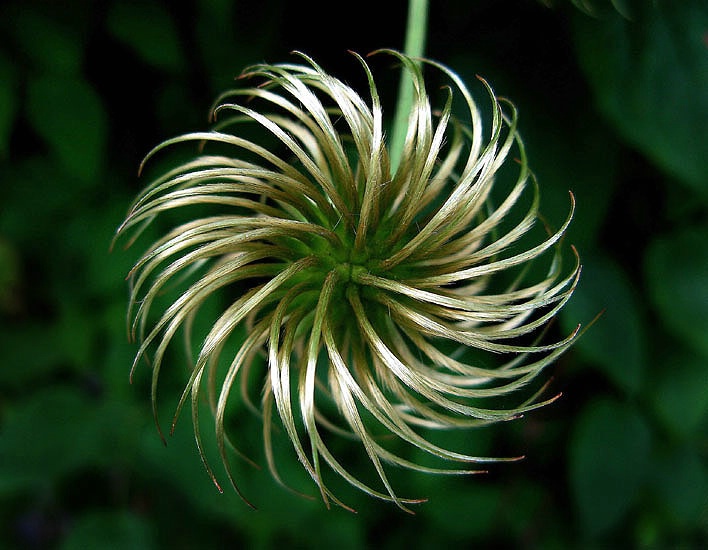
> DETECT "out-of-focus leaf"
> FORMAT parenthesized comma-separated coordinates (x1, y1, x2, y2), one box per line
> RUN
(0, 387, 101, 493)
(651, 447, 708, 528)
(154, 82, 204, 136)
(569, 398, 651, 535)
(60, 511, 155, 550)
(423, 481, 501, 538)
(0, 158, 78, 245)
(92, 399, 147, 468)
(502, 480, 563, 545)
(572, 1, 708, 194)
(448, 51, 618, 252)
(4, 7, 84, 75)
(107, 1, 185, 73)
(139, 400, 247, 524)
(195, 0, 240, 93)
(645, 225, 708, 358)
(0, 323, 66, 390)
(0, 52, 17, 158)
(561, 254, 645, 393)
(194, 0, 275, 94)
(523, 109, 618, 251)
(67, 196, 137, 298)
(54, 301, 97, 370)
(26, 76, 107, 183)
(649, 347, 708, 440)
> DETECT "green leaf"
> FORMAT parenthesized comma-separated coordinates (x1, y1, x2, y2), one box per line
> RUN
(0, 158, 77, 244)
(0, 323, 64, 390)
(645, 225, 708, 359)
(561, 254, 645, 393)
(66, 197, 137, 297)
(0, 315, 101, 392)
(93, 399, 147, 467)
(422, 480, 502, 538)
(572, 1, 708, 194)
(107, 1, 185, 73)
(0, 387, 102, 493)
(651, 446, 708, 528)
(195, 0, 241, 93)
(138, 400, 246, 523)
(649, 346, 708, 440)
(569, 398, 652, 535)
(53, 301, 98, 370)
(5, 7, 84, 75)
(26, 76, 107, 183)
(522, 104, 618, 251)
(60, 511, 155, 550)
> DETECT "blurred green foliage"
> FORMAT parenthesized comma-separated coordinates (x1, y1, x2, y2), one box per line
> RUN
(1, 0, 706, 548)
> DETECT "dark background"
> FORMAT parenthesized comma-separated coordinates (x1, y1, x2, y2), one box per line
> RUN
(1, 0, 706, 548)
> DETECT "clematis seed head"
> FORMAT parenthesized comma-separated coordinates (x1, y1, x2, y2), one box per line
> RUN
(116, 50, 581, 511)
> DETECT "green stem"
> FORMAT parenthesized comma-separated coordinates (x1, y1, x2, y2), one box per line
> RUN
(390, 0, 428, 174)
